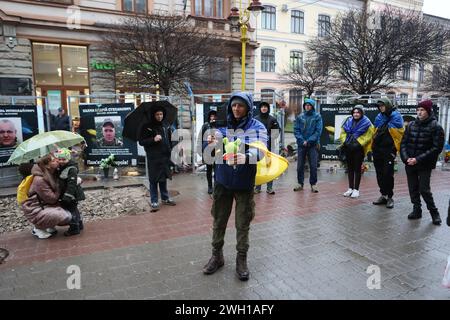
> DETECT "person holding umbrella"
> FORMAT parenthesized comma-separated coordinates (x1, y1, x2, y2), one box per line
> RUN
(138, 105, 177, 212)
(21, 154, 72, 239)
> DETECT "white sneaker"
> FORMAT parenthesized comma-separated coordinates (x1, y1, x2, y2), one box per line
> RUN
(32, 228, 52, 239)
(343, 188, 353, 197)
(350, 189, 360, 198)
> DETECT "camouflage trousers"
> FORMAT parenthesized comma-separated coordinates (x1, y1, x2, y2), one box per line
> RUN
(210, 183, 255, 254)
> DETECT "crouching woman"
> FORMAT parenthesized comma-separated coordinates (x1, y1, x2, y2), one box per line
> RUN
(21, 154, 72, 239)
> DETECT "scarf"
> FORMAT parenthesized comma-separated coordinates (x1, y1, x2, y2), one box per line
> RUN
(343, 115, 372, 142)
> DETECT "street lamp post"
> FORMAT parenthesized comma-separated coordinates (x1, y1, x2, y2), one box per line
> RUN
(228, 0, 264, 91)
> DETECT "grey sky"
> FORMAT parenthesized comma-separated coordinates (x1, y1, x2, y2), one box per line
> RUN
(422, 0, 450, 19)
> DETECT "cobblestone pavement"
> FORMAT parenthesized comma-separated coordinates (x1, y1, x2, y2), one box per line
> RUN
(1, 163, 450, 300)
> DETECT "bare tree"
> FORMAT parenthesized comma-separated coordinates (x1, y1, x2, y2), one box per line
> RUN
(282, 55, 346, 97)
(102, 14, 227, 95)
(423, 62, 450, 94)
(282, 57, 331, 97)
(308, 6, 450, 94)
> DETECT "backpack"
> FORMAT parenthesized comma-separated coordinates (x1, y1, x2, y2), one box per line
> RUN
(17, 175, 34, 205)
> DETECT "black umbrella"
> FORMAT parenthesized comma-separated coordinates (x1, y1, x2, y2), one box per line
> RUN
(123, 101, 178, 141)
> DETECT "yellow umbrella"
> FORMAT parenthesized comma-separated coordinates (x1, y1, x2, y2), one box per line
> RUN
(249, 141, 289, 186)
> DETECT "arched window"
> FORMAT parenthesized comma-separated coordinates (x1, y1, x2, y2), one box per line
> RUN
(262, 6, 276, 30)
(290, 51, 303, 72)
(291, 10, 304, 34)
(261, 48, 275, 72)
(318, 15, 331, 37)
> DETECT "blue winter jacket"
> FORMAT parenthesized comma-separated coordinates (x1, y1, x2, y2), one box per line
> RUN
(294, 99, 323, 146)
(214, 92, 267, 191)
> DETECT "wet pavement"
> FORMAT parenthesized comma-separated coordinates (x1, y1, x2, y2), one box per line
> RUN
(0, 162, 450, 300)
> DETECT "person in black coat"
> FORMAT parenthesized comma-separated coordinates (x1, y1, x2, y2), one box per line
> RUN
(199, 110, 218, 194)
(253, 102, 280, 194)
(139, 106, 176, 212)
(54, 108, 70, 131)
(400, 99, 445, 225)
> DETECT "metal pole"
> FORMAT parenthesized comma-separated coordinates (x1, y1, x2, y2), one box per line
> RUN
(241, 23, 247, 91)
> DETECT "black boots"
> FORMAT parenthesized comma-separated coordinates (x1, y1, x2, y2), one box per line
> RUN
(203, 249, 224, 275)
(236, 252, 249, 281)
(430, 210, 442, 226)
(408, 208, 422, 220)
(64, 222, 80, 236)
(373, 196, 387, 205)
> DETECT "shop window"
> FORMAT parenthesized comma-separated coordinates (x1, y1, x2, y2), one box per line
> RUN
(33, 43, 62, 86)
(62, 45, 89, 86)
(33, 42, 88, 87)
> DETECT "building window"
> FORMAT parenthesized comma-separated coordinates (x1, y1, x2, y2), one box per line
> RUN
(290, 51, 303, 72)
(387, 91, 396, 101)
(318, 15, 331, 37)
(399, 93, 408, 105)
(315, 90, 327, 105)
(318, 54, 329, 75)
(261, 48, 275, 72)
(262, 6, 276, 30)
(261, 89, 275, 104)
(402, 64, 410, 81)
(123, 0, 147, 14)
(342, 18, 353, 40)
(291, 10, 304, 34)
(289, 89, 303, 115)
(418, 63, 424, 83)
(193, 0, 224, 18)
(432, 65, 440, 85)
(33, 43, 88, 87)
(417, 94, 422, 102)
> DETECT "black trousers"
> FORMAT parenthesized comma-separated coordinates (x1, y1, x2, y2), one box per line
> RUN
(346, 148, 364, 190)
(405, 166, 438, 212)
(206, 164, 214, 188)
(373, 154, 395, 198)
(63, 203, 81, 225)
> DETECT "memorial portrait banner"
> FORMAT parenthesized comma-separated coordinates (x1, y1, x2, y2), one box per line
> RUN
(79, 103, 138, 167)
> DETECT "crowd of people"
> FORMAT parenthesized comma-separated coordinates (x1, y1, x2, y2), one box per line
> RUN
(14, 93, 449, 283)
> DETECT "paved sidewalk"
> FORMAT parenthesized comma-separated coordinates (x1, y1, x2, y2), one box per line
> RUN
(1, 163, 450, 300)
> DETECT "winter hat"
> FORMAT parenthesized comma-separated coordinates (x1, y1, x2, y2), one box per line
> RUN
(303, 98, 316, 109)
(230, 97, 248, 109)
(417, 99, 433, 115)
(351, 104, 365, 115)
(53, 148, 71, 161)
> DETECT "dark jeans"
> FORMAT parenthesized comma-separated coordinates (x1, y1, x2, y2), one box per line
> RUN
(405, 166, 437, 212)
(206, 164, 214, 188)
(150, 180, 169, 203)
(346, 148, 364, 190)
(211, 183, 255, 254)
(373, 154, 395, 198)
(297, 145, 318, 186)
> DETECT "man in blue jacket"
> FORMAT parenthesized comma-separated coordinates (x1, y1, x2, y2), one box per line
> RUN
(293, 98, 323, 193)
(202, 92, 267, 281)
